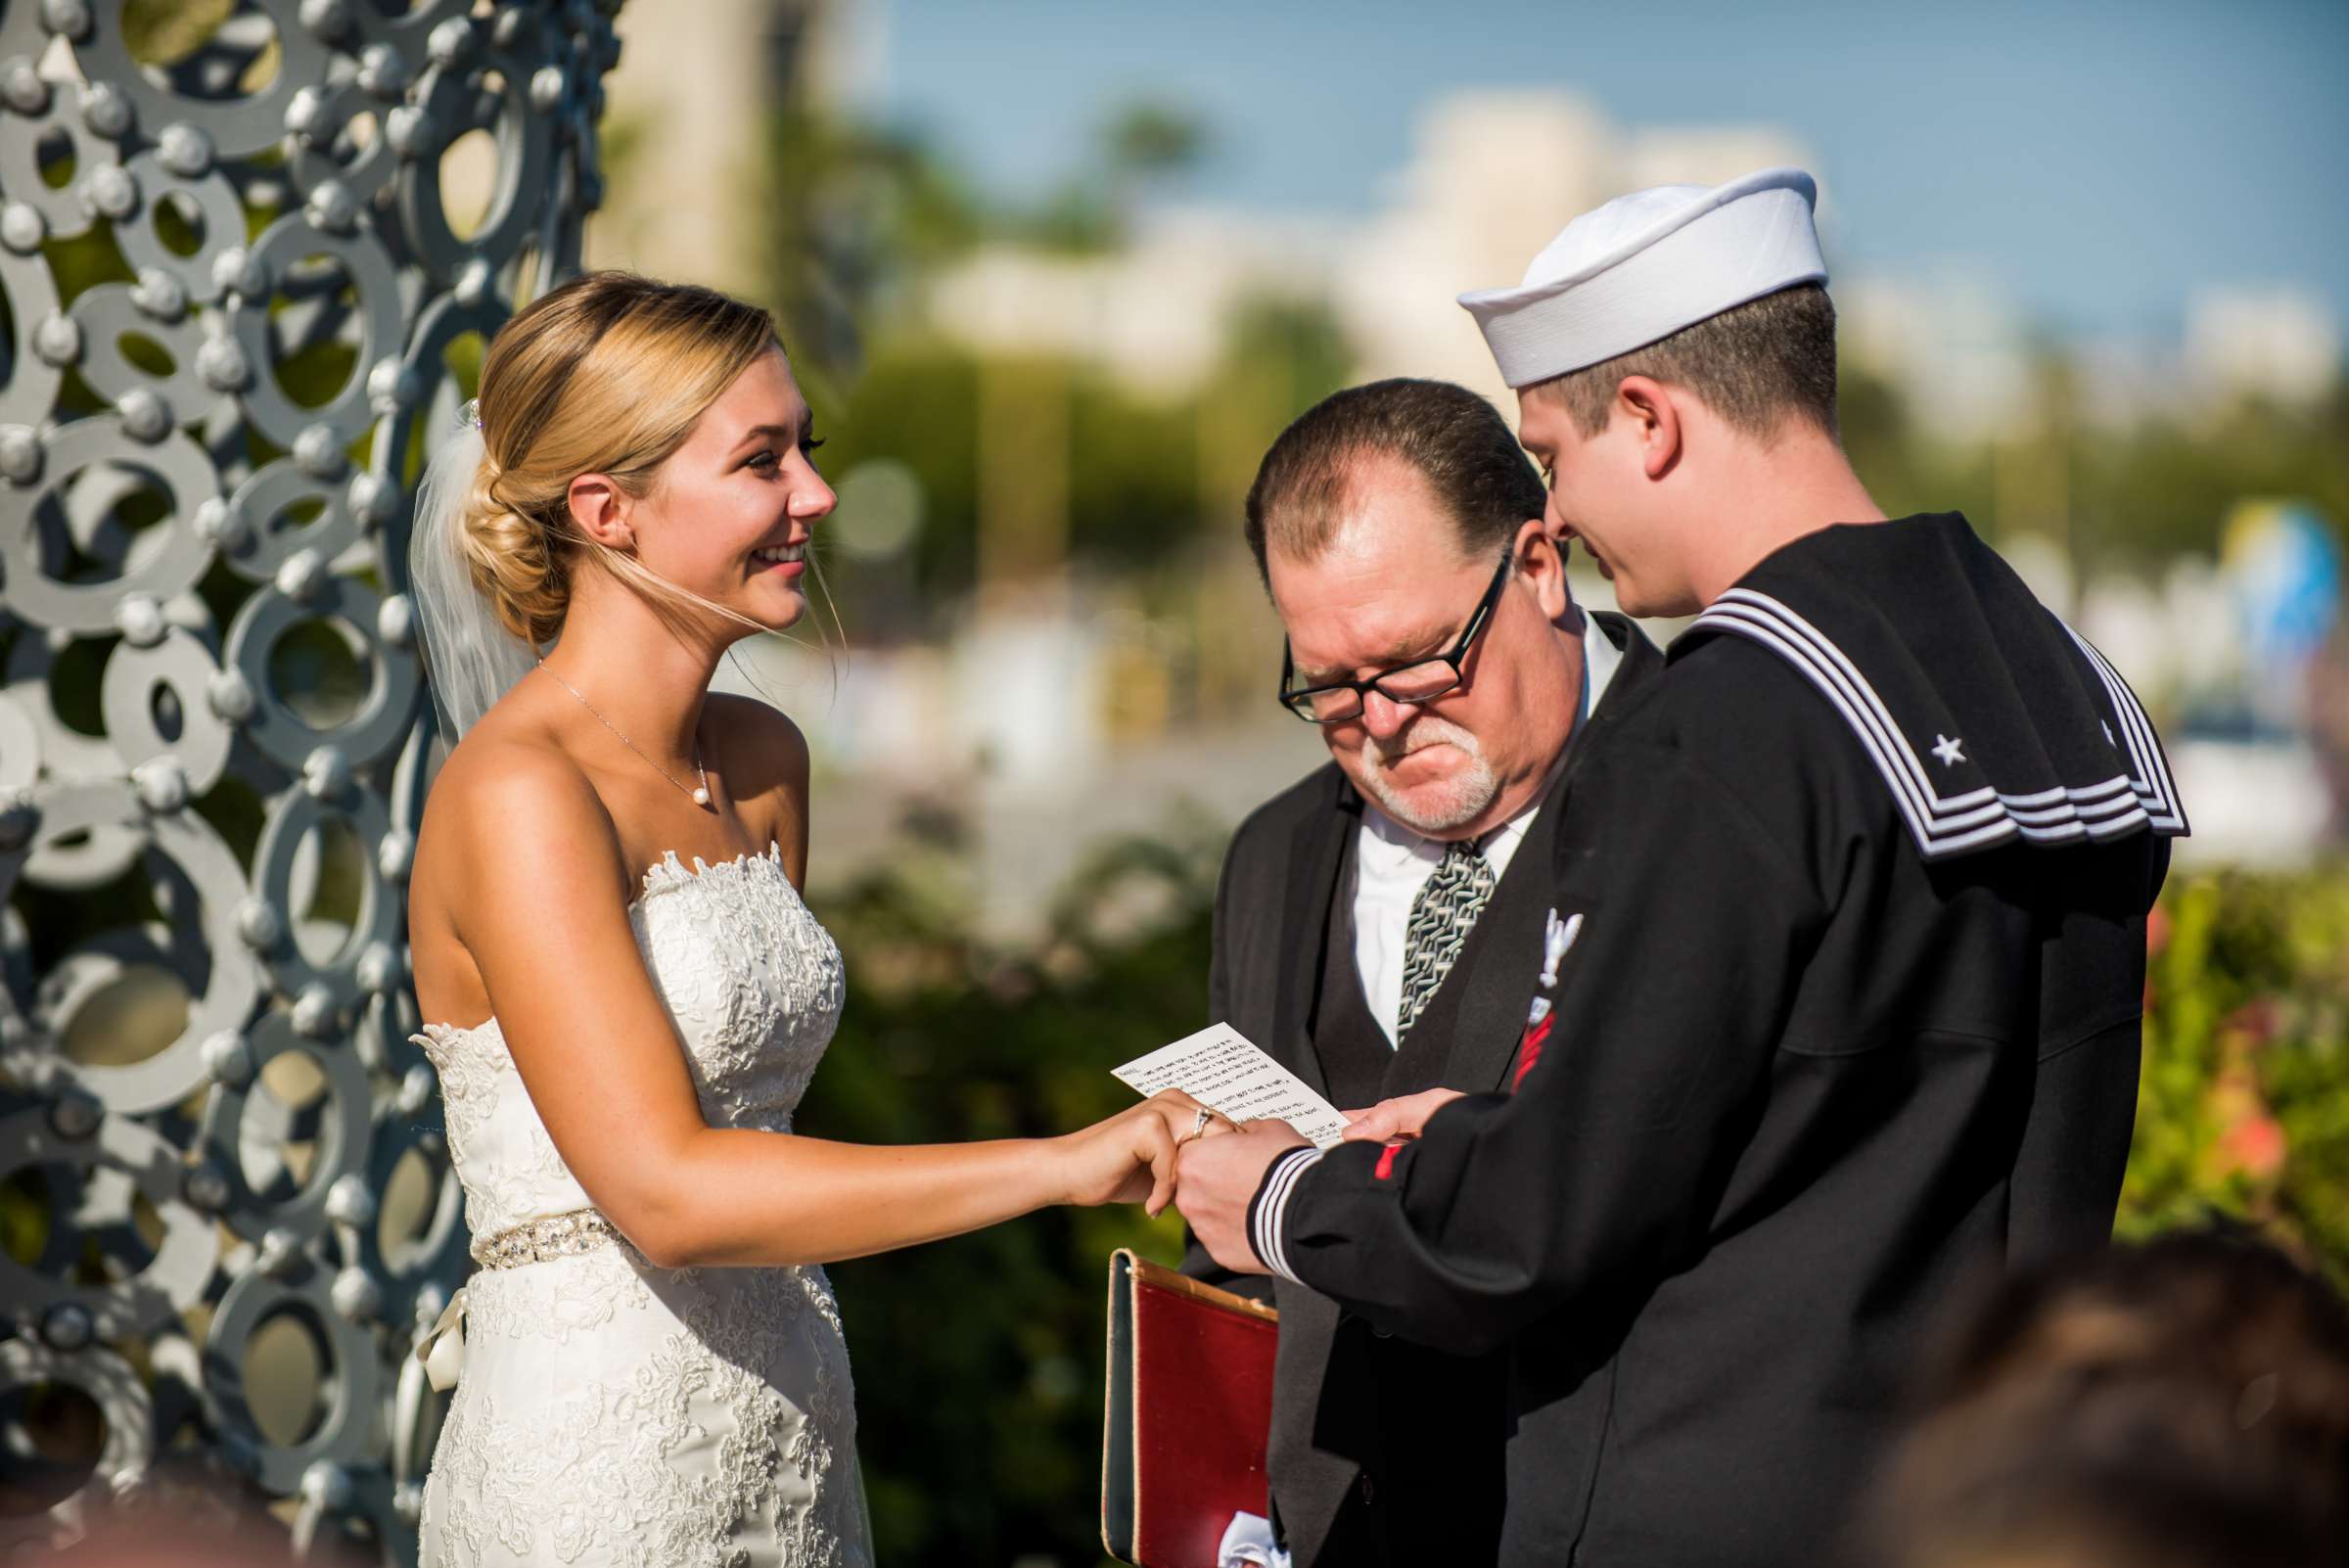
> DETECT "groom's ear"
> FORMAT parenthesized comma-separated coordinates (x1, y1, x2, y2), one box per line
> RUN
(565, 474, 634, 550)
(1613, 375, 1682, 483)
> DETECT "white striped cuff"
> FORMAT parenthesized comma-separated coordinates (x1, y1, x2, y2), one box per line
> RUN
(1248, 1146, 1327, 1285)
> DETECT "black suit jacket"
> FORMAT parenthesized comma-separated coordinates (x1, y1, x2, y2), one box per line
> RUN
(1184, 613, 1661, 1565)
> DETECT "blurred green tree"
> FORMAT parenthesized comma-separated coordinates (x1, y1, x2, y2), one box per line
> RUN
(1102, 102, 1209, 184)
(1018, 100, 1209, 256)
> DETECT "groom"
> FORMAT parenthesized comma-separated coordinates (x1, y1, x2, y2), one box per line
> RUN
(1176, 168, 2182, 1565)
(1185, 377, 1659, 1564)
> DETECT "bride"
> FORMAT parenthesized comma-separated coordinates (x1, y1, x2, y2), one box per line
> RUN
(401, 271, 1208, 1567)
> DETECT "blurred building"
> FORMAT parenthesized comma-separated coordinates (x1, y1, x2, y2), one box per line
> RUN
(2185, 285, 2344, 411)
(922, 88, 1817, 411)
(928, 208, 1344, 397)
(1837, 273, 2037, 444)
(1999, 287, 2346, 436)
(2069, 328, 2205, 430)
(1334, 93, 1817, 402)
(1839, 279, 2345, 443)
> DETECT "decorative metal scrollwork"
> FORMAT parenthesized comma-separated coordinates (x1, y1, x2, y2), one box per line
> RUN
(0, 2, 622, 1557)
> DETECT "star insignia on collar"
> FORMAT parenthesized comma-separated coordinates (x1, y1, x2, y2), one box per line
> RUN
(1932, 734, 1966, 767)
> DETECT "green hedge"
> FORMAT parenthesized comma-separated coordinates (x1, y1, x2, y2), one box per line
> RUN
(2125, 868, 2349, 1281)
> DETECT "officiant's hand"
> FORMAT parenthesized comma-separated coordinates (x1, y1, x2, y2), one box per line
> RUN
(1056, 1090, 1211, 1218)
(1340, 1087, 1466, 1145)
(1174, 1118, 1311, 1275)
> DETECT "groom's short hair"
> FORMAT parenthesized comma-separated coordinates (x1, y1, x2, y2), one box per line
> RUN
(1526, 281, 1840, 442)
(1245, 378, 1545, 585)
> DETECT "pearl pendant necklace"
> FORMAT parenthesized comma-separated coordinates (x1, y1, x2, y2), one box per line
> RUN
(534, 661, 713, 808)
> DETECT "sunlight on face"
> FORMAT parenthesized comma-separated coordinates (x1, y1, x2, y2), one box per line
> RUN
(631, 347, 837, 634)
(1515, 391, 1615, 588)
(1270, 459, 1569, 838)
(1515, 388, 1679, 618)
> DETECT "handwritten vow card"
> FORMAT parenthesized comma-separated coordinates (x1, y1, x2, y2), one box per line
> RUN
(1113, 1023, 1350, 1148)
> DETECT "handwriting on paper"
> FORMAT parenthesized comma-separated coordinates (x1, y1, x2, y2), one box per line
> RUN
(1113, 1023, 1349, 1148)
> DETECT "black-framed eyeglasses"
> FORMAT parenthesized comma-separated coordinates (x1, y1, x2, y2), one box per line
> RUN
(1278, 549, 1514, 724)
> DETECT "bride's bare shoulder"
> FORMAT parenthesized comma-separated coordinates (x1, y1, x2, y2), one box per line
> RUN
(413, 716, 619, 899)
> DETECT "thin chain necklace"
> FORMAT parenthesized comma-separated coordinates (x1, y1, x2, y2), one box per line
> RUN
(534, 660, 712, 807)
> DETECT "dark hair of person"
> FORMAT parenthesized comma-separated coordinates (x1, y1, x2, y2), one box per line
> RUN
(1526, 281, 1840, 442)
(1242, 377, 1547, 585)
(1848, 1225, 2349, 1568)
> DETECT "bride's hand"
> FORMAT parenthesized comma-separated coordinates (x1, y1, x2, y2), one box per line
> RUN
(1055, 1090, 1218, 1218)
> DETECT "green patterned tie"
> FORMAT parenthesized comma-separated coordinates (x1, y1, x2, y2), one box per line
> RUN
(1397, 840, 1496, 1038)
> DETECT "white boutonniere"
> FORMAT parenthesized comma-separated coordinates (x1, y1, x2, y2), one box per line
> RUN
(1542, 909, 1584, 989)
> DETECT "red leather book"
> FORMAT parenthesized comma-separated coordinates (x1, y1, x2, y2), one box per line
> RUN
(1102, 1249, 1280, 1567)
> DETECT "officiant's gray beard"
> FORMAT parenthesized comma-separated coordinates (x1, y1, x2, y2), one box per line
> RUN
(1360, 715, 1499, 834)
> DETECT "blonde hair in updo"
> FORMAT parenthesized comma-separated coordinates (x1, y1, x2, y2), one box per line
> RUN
(460, 271, 783, 647)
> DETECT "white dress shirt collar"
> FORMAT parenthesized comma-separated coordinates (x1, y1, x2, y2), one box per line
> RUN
(1351, 610, 1623, 1044)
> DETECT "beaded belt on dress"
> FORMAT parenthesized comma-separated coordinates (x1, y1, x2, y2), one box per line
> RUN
(470, 1208, 618, 1269)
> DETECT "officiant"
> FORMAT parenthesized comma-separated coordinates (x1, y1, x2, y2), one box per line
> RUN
(1181, 377, 1659, 1565)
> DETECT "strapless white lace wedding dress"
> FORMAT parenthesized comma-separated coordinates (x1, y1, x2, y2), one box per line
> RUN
(412, 846, 870, 1568)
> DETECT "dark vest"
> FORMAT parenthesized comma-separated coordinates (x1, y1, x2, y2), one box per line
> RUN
(1294, 811, 1563, 1566)
(1311, 851, 1396, 1111)
(1311, 805, 1568, 1105)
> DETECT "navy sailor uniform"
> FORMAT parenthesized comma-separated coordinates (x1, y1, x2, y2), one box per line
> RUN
(1247, 513, 2182, 1567)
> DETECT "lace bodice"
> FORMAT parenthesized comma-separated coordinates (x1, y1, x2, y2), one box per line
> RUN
(411, 845, 867, 1568)
(417, 845, 847, 1240)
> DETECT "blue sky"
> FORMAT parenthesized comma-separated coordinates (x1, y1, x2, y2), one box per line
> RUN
(852, 0, 2349, 338)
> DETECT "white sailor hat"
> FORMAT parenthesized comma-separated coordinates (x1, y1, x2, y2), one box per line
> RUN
(1460, 167, 1827, 389)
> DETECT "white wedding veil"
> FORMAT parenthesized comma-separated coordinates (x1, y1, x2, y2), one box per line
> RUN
(406, 401, 537, 741)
